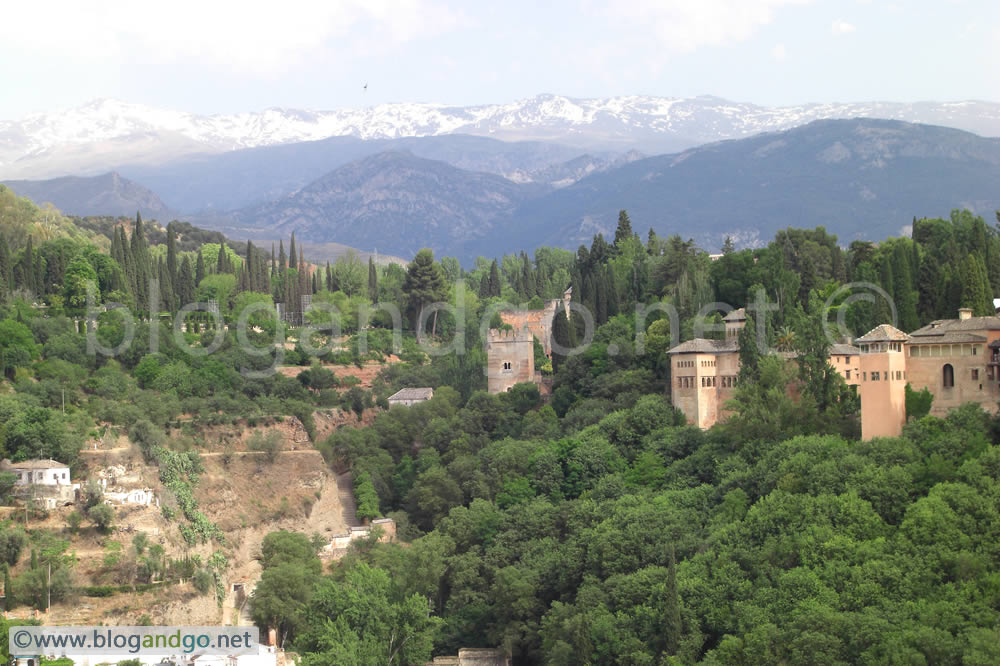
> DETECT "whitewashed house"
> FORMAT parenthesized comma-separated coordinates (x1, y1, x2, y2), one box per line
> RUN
(387, 387, 434, 407)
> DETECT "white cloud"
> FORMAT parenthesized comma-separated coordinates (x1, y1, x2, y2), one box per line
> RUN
(831, 19, 858, 35)
(0, 0, 463, 73)
(771, 43, 787, 60)
(600, 0, 814, 53)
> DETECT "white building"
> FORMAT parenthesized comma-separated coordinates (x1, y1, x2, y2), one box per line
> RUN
(1, 459, 71, 486)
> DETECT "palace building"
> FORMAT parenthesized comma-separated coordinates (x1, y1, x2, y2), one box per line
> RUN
(667, 307, 1000, 439)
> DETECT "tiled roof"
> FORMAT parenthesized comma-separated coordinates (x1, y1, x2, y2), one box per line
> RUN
(909, 316, 1000, 336)
(388, 387, 434, 401)
(723, 308, 747, 322)
(907, 332, 986, 345)
(0, 458, 68, 470)
(855, 324, 910, 343)
(667, 338, 739, 354)
(830, 344, 860, 355)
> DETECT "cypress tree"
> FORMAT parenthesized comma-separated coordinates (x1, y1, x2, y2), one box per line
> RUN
(489, 260, 501, 298)
(312, 271, 318, 294)
(178, 255, 194, 305)
(158, 257, 175, 312)
(298, 249, 309, 297)
(216, 244, 228, 274)
(22, 235, 35, 294)
(245, 241, 255, 291)
(130, 213, 150, 311)
(738, 314, 762, 384)
(166, 223, 178, 284)
(278, 240, 286, 271)
(550, 308, 576, 373)
(289, 234, 297, 271)
(325, 262, 332, 292)
(479, 272, 490, 299)
(368, 257, 378, 302)
(195, 250, 206, 285)
(0, 234, 11, 295)
(271, 244, 276, 277)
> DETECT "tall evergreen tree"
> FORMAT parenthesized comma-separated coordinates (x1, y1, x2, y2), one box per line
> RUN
(278, 240, 287, 272)
(289, 234, 297, 271)
(368, 257, 378, 302)
(178, 255, 194, 306)
(195, 250, 206, 286)
(22, 235, 35, 294)
(0, 234, 11, 295)
(403, 248, 446, 335)
(325, 262, 333, 292)
(488, 260, 501, 298)
(550, 308, 576, 373)
(166, 223, 178, 284)
(614, 209, 633, 249)
(738, 314, 762, 384)
(130, 213, 150, 311)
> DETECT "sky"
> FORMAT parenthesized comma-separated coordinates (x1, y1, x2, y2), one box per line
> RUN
(1, 0, 998, 119)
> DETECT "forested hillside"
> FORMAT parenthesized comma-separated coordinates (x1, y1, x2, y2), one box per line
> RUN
(2, 187, 1000, 664)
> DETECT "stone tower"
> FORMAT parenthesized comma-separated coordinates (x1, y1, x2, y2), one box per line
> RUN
(486, 327, 535, 394)
(856, 324, 909, 439)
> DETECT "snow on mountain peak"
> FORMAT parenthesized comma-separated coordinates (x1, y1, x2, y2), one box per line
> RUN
(2, 94, 1000, 180)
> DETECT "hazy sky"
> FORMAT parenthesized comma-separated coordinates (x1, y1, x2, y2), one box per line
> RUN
(2, 0, 997, 118)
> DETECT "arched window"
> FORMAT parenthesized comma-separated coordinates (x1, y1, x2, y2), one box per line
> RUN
(943, 363, 954, 388)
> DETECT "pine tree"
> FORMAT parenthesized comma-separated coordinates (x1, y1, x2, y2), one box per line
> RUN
(368, 257, 378, 302)
(403, 248, 446, 335)
(664, 544, 682, 655)
(721, 236, 735, 255)
(614, 209, 633, 249)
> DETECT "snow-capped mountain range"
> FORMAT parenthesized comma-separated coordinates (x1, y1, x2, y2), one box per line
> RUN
(2, 94, 1000, 179)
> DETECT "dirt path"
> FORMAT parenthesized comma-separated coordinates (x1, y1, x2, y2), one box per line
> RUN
(336, 472, 361, 527)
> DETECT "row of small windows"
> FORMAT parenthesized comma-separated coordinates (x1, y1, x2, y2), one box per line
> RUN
(910, 344, 980, 357)
(860, 342, 904, 353)
(676, 360, 694, 368)
(857, 370, 907, 382)
(700, 360, 716, 367)
(676, 375, 738, 388)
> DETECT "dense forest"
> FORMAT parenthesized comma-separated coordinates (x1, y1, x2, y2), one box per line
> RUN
(2, 181, 1000, 664)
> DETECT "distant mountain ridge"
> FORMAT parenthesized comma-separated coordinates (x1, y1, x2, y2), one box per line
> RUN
(1, 171, 173, 219)
(494, 118, 1000, 256)
(3, 94, 1000, 179)
(228, 151, 543, 259)
(220, 118, 1000, 261)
